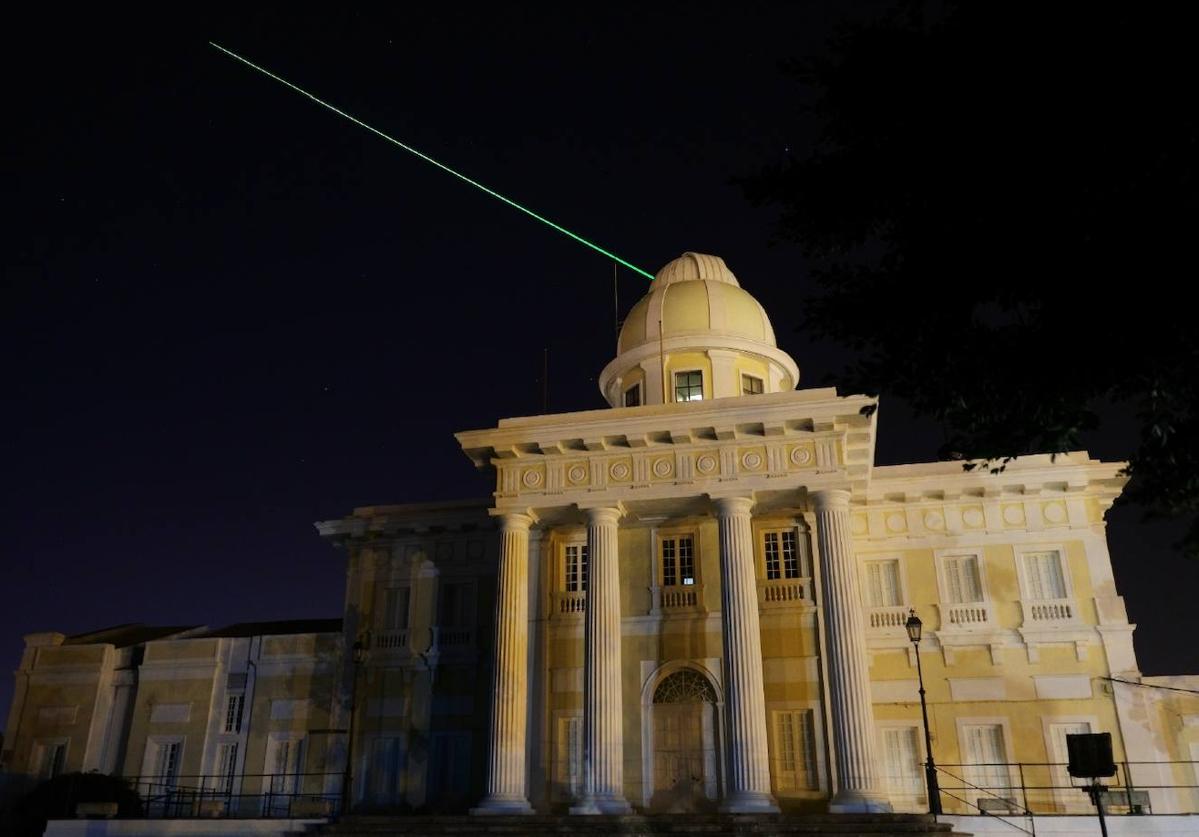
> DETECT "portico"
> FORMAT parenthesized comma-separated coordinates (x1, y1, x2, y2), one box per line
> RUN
(458, 253, 892, 810)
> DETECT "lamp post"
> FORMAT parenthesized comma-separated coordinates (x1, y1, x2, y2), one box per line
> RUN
(905, 609, 942, 815)
(341, 635, 369, 817)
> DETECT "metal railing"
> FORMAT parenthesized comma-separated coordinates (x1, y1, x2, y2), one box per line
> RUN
(931, 760, 1199, 819)
(96, 772, 345, 819)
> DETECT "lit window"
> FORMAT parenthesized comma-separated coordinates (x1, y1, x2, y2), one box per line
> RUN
(662, 535, 696, 586)
(623, 383, 641, 407)
(763, 530, 801, 580)
(742, 374, 764, 395)
(564, 543, 588, 592)
(673, 370, 703, 402)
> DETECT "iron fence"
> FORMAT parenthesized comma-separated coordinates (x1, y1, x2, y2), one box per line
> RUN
(63, 772, 344, 819)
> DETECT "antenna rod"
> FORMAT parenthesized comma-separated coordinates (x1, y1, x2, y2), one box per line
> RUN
(209, 42, 655, 281)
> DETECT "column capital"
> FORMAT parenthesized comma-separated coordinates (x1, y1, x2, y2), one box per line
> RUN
(710, 494, 754, 517)
(579, 503, 624, 525)
(810, 488, 852, 512)
(491, 510, 536, 531)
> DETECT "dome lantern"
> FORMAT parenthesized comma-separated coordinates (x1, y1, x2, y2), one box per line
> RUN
(599, 253, 799, 407)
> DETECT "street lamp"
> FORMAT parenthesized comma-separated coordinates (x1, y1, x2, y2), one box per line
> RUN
(905, 609, 942, 815)
(341, 635, 369, 816)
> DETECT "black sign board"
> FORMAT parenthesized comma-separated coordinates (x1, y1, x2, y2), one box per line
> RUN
(1067, 732, 1116, 779)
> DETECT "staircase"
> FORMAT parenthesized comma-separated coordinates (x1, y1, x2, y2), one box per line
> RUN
(301, 813, 971, 837)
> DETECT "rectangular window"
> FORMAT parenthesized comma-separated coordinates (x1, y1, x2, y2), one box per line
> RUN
(864, 560, 902, 607)
(661, 537, 700, 582)
(564, 544, 588, 592)
(224, 693, 245, 734)
(881, 727, 924, 798)
(1023, 551, 1067, 600)
(37, 741, 68, 780)
(742, 374, 764, 395)
(774, 709, 818, 790)
(943, 555, 984, 604)
(673, 370, 704, 402)
(661, 535, 696, 586)
(155, 740, 181, 788)
(215, 741, 238, 794)
(369, 737, 402, 804)
(623, 383, 641, 407)
(962, 724, 1010, 801)
(438, 582, 472, 627)
(384, 587, 411, 631)
(763, 530, 800, 580)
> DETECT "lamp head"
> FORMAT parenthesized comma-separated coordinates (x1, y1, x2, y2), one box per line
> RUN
(905, 609, 923, 644)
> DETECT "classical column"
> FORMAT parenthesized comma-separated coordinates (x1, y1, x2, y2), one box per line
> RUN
(812, 489, 890, 812)
(571, 506, 632, 814)
(715, 495, 779, 813)
(474, 512, 534, 814)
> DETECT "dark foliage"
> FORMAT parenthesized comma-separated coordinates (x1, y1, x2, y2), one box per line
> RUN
(0, 772, 142, 837)
(743, 2, 1199, 555)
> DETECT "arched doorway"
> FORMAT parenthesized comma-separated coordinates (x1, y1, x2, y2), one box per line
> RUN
(649, 668, 720, 812)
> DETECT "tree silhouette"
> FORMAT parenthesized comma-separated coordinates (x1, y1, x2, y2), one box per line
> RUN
(743, 2, 1199, 555)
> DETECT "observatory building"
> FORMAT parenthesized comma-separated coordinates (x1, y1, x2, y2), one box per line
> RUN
(4, 254, 1197, 823)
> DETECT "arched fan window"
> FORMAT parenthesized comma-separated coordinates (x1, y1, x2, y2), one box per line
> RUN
(653, 669, 717, 704)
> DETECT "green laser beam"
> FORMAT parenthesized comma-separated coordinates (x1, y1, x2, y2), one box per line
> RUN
(209, 42, 655, 281)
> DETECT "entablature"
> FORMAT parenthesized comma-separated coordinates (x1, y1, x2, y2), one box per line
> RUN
(456, 389, 878, 515)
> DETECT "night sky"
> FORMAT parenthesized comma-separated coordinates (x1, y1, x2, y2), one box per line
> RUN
(5, 4, 1196, 723)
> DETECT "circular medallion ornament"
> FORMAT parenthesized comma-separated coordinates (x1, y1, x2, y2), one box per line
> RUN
(741, 452, 763, 471)
(790, 446, 813, 466)
(568, 464, 588, 484)
(885, 512, 907, 532)
(963, 508, 985, 528)
(610, 462, 630, 480)
(522, 469, 543, 488)
(1002, 504, 1025, 525)
(652, 458, 673, 478)
(1043, 502, 1067, 523)
(696, 455, 717, 475)
(924, 511, 945, 530)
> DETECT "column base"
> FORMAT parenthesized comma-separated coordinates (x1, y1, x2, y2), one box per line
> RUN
(471, 795, 534, 815)
(569, 794, 632, 815)
(829, 789, 893, 813)
(719, 790, 780, 814)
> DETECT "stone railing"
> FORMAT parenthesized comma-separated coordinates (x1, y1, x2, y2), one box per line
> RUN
(374, 629, 409, 651)
(1023, 597, 1077, 625)
(436, 626, 474, 648)
(757, 578, 812, 608)
(651, 583, 704, 612)
(552, 590, 586, 617)
(940, 602, 994, 629)
(867, 604, 910, 631)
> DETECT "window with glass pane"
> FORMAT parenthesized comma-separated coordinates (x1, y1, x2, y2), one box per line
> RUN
(943, 555, 984, 603)
(623, 384, 641, 407)
(661, 536, 696, 586)
(216, 742, 238, 794)
(674, 370, 703, 402)
(864, 560, 902, 607)
(774, 709, 818, 790)
(224, 693, 244, 733)
(742, 374, 764, 395)
(1023, 551, 1067, 600)
(384, 587, 411, 631)
(439, 582, 471, 627)
(764, 530, 801, 580)
(564, 544, 588, 592)
(881, 727, 923, 797)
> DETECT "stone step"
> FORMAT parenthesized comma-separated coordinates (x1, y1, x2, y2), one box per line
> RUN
(302, 814, 969, 837)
